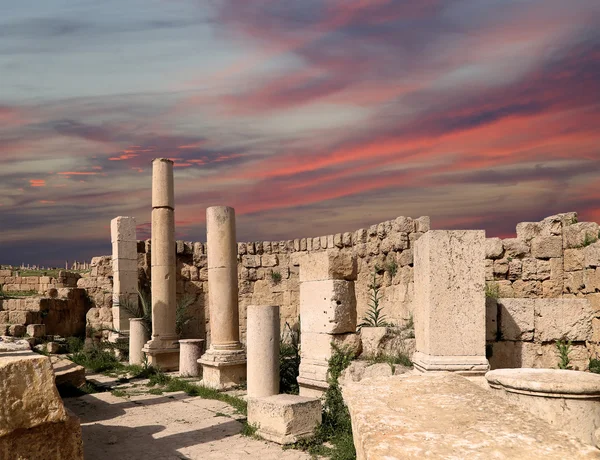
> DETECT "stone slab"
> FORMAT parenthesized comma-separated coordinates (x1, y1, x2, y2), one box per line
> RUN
(497, 298, 535, 341)
(298, 250, 357, 282)
(534, 298, 593, 341)
(342, 373, 600, 460)
(300, 280, 357, 334)
(248, 394, 322, 444)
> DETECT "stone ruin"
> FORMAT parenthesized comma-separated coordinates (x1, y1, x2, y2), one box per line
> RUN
(2, 157, 600, 458)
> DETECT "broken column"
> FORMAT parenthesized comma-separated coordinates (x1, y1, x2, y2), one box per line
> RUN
(179, 339, 204, 377)
(110, 216, 138, 338)
(198, 206, 246, 388)
(247, 305, 280, 398)
(412, 230, 489, 374)
(129, 318, 149, 366)
(142, 158, 179, 370)
(297, 250, 358, 397)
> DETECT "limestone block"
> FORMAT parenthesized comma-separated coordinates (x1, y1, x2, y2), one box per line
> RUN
(343, 373, 599, 460)
(535, 298, 593, 341)
(379, 238, 392, 254)
(110, 216, 137, 242)
(415, 216, 430, 233)
(327, 235, 334, 248)
(342, 232, 352, 247)
(300, 280, 357, 334)
(261, 254, 278, 267)
(247, 242, 256, 254)
(367, 240, 380, 256)
(112, 270, 138, 295)
(9, 325, 28, 338)
(320, 235, 328, 249)
(312, 237, 320, 250)
(392, 216, 413, 233)
(354, 228, 367, 244)
(299, 250, 357, 282)
(497, 299, 535, 341)
(531, 236, 562, 259)
(248, 395, 322, 444)
(26, 324, 46, 338)
(496, 280, 515, 298)
(0, 351, 67, 436)
(512, 279, 542, 298)
(300, 332, 361, 362)
(485, 238, 504, 259)
(584, 268, 600, 293)
(508, 258, 522, 281)
(563, 222, 600, 249)
(408, 232, 424, 246)
(300, 238, 307, 251)
(485, 259, 494, 281)
(360, 326, 414, 358)
(413, 230, 487, 364)
(493, 259, 508, 279)
(111, 241, 137, 261)
(516, 222, 541, 242)
(536, 260, 551, 280)
(503, 238, 530, 258)
(565, 249, 585, 271)
(584, 242, 600, 268)
(242, 255, 260, 268)
(564, 271, 585, 293)
(486, 298, 498, 341)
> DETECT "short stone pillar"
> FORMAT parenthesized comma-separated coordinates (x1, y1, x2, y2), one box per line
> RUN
(111, 216, 138, 335)
(412, 230, 489, 374)
(179, 339, 205, 377)
(129, 318, 149, 365)
(142, 158, 180, 370)
(198, 206, 247, 389)
(297, 250, 358, 397)
(247, 305, 280, 398)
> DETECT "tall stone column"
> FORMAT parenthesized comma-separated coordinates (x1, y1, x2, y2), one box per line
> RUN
(412, 230, 489, 375)
(142, 158, 180, 370)
(198, 206, 246, 388)
(110, 216, 138, 339)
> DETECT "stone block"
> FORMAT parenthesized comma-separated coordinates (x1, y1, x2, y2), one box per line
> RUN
(0, 351, 67, 436)
(512, 279, 542, 298)
(248, 394, 322, 445)
(300, 332, 361, 362)
(299, 250, 357, 282)
(584, 268, 600, 293)
(261, 254, 278, 267)
(354, 228, 367, 244)
(110, 216, 137, 242)
(8, 325, 26, 337)
(485, 238, 504, 259)
(564, 271, 585, 293)
(360, 326, 413, 358)
(393, 216, 414, 233)
(493, 259, 508, 278)
(486, 298, 498, 341)
(536, 260, 551, 280)
(584, 242, 600, 268)
(531, 236, 562, 259)
(497, 299, 535, 341)
(503, 238, 530, 258)
(300, 280, 357, 334)
(242, 255, 260, 268)
(26, 324, 46, 338)
(563, 222, 600, 249)
(535, 298, 593, 342)
(565, 249, 585, 271)
(320, 235, 328, 249)
(516, 222, 541, 242)
(485, 259, 494, 281)
(507, 258, 522, 281)
(415, 216, 430, 233)
(413, 230, 488, 374)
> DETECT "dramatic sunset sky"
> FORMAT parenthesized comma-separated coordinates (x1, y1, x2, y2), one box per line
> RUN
(1, 0, 599, 266)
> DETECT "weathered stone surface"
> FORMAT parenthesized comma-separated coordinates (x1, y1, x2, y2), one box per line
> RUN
(50, 355, 86, 389)
(503, 238, 530, 258)
(0, 351, 67, 436)
(413, 231, 488, 373)
(565, 249, 585, 271)
(300, 280, 357, 334)
(342, 373, 599, 460)
(585, 242, 600, 268)
(497, 299, 535, 341)
(516, 222, 541, 241)
(535, 298, 593, 341)
(300, 332, 361, 362)
(360, 326, 414, 358)
(565, 271, 585, 293)
(339, 361, 410, 386)
(564, 222, 600, 249)
(248, 395, 321, 445)
(485, 238, 504, 259)
(487, 368, 600, 447)
(415, 216, 430, 233)
(531, 236, 563, 259)
(298, 250, 357, 282)
(512, 279, 542, 298)
(393, 216, 414, 233)
(493, 259, 508, 279)
(0, 410, 83, 460)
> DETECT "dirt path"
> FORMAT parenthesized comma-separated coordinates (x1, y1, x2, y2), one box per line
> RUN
(64, 387, 311, 460)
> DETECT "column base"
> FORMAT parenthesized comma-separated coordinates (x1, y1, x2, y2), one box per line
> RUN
(142, 337, 180, 371)
(107, 331, 129, 344)
(297, 377, 328, 398)
(412, 351, 489, 376)
(198, 348, 246, 390)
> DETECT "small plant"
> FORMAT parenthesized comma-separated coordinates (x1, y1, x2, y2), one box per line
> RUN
(120, 289, 152, 334)
(507, 256, 513, 262)
(69, 345, 124, 373)
(358, 272, 388, 329)
(0, 284, 6, 299)
(570, 216, 579, 225)
(580, 233, 598, 248)
(485, 282, 500, 299)
(364, 351, 412, 373)
(589, 358, 600, 374)
(556, 338, 573, 370)
(280, 321, 300, 394)
(270, 270, 282, 284)
(385, 259, 398, 277)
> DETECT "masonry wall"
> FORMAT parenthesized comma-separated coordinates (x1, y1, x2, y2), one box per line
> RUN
(83, 216, 428, 344)
(485, 212, 600, 370)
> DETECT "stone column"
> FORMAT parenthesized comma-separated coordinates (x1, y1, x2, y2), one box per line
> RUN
(412, 230, 489, 375)
(247, 305, 280, 398)
(179, 339, 205, 377)
(110, 216, 138, 337)
(142, 158, 180, 370)
(129, 318, 149, 365)
(198, 206, 246, 388)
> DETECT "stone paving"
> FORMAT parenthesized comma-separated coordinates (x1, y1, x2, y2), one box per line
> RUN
(64, 389, 311, 460)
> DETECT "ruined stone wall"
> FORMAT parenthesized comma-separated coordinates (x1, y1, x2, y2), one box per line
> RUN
(0, 270, 80, 293)
(485, 212, 600, 370)
(83, 215, 428, 344)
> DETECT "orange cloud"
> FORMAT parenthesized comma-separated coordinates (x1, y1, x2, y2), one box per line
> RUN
(29, 179, 46, 187)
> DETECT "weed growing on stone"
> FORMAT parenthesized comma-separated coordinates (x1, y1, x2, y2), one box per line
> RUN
(589, 359, 600, 374)
(363, 351, 412, 372)
(579, 233, 598, 248)
(111, 389, 127, 397)
(485, 282, 500, 299)
(290, 344, 357, 460)
(358, 272, 388, 329)
(69, 345, 124, 373)
(556, 338, 573, 370)
(280, 321, 300, 394)
(385, 260, 398, 277)
(270, 270, 283, 284)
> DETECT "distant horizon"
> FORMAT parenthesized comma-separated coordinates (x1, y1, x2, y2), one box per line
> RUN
(1, 0, 599, 266)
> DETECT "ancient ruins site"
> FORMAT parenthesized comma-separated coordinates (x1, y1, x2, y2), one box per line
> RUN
(2, 157, 600, 460)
